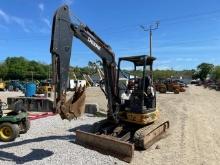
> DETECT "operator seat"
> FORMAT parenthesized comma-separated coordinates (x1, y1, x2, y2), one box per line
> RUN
(144, 76, 156, 109)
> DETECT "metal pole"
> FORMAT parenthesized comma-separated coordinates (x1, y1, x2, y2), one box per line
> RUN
(48, 66, 51, 79)
(140, 22, 159, 79)
(149, 28, 153, 78)
(140, 21, 159, 56)
(149, 28, 152, 57)
(31, 71, 33, 82)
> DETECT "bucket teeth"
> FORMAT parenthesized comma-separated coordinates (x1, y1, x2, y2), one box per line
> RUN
(59, 87, 86, 120)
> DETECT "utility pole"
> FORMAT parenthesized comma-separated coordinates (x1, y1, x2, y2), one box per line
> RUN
(140, 21, 159, 57)
(140, 21, 159, 80)
(48, 65, 51, 80)
(31, 71, 34, 82)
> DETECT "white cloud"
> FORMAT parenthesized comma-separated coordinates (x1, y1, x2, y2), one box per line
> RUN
(176, 58, 198, 62)
(0, 9, 30, 32)
(42, 18, 50, 28)
(62, 0, 74, 5)
(11, 16, 30, 32)
(0, 9, 10, 23)
(39, 27, 50, 34)
(37, 3, 51, 31)
(38, 3, 44, 12)
(156, 59, 172, 64)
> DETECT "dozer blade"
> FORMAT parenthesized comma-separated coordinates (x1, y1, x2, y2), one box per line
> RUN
(59, 86, 86, 120)
(75, 130, 134, 163)
(134, 121, 170, 149)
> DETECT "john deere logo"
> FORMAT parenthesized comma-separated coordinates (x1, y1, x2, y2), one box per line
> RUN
(88, 37, 101, 51)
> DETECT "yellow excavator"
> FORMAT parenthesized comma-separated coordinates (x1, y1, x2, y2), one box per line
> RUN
(50, 5, 169, 162)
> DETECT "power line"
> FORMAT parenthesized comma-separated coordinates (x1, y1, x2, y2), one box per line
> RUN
(86, 8, 220, 33)
(160, 9, 220, 23)
(155, 38, 220, 47)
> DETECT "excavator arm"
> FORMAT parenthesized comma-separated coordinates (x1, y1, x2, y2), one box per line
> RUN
(50, 5, 119, 121)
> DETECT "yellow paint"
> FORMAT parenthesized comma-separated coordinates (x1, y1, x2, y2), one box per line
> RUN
(119, 108, 160, 125)
(0, 82, 5, 90)
(0, 126, 13, 141)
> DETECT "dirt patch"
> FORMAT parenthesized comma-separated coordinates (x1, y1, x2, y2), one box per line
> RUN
(131, 85, 220, 165)
(85, 87, 107, 112)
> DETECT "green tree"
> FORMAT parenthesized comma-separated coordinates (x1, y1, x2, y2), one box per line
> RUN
(0, 63, 8, 79)
(1, 57, 50, 80)
(196, 63, 214, 81)
(27, 61, 49, 80)
(5, 57, 28, 80)
(211, 66, 220, 81)
(153, 69, 176, 80)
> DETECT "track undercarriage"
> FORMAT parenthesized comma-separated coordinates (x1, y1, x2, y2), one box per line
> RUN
(76, 119, 169, 162)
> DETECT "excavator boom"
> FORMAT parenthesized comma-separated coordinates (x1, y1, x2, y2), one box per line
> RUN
(50, 5, 119, 121)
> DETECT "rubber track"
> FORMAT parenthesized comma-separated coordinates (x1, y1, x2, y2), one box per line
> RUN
(134, 121, 169, 149)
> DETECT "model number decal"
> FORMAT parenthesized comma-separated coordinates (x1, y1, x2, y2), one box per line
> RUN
(88, 37, 101, 51)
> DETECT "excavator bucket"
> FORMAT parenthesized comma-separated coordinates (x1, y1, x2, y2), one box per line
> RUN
(58, 86, 86, 120)
(75, 130, 134, 163)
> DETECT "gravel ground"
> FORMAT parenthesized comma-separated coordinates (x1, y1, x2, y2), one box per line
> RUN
(0, 86, 220, 165)
(0, 115, 123, 165)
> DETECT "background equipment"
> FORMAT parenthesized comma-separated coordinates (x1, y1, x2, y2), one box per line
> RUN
(0, 100, 30, 142)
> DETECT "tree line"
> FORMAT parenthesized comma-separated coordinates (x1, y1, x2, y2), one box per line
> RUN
(0, 57, 50, 80)
(0, 57, 219, 82)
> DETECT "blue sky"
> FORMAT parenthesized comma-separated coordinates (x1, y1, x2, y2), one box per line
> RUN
(0, 0, 220, 70)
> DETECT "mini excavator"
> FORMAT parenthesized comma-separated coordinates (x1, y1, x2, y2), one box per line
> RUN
(50, 5, 169, 162)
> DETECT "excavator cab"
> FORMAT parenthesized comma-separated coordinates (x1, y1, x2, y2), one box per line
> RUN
(117, 55, 156, 114)
(116, 55, 159, 125)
